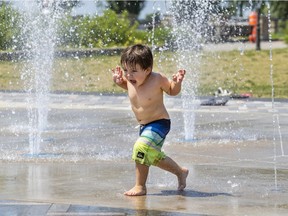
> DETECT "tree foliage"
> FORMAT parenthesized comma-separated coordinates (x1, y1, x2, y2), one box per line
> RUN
(270, 1, 288, 20)
(224, 0, 288, 19)
(106, 0, 145, 16)
(0, 2, 21, 50)
(59, 9, 141, 48)
(0, 1, 169, 51)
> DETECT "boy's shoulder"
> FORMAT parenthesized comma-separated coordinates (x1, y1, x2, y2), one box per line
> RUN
(151, 71, 167, 79)
(150, 72, 169, 86)
(150, 72, 163, 81)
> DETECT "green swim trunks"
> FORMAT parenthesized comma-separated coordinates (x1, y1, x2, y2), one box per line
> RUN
(132, 119, 171, 166)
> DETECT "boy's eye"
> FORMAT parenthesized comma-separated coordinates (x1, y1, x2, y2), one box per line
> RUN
(124, 70, 137, 74)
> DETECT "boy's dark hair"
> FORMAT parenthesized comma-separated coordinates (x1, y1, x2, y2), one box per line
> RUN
(120, 44, 153, 70)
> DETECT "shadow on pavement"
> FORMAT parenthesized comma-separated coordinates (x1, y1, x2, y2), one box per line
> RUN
(152, 189, 233, 198)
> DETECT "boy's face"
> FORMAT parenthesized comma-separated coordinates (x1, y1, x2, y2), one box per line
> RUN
(123, 63, 151, 87)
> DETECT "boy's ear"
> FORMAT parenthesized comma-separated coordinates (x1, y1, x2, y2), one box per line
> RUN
(145, 67, 152, 74)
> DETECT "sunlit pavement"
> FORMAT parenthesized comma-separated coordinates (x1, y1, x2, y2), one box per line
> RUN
(0, 91, 288, 216)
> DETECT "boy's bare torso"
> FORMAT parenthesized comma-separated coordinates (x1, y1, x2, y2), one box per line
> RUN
(127, 72, 170, 125)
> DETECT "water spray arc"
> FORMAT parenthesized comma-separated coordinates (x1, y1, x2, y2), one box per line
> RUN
(20, 1, 62, 155)
(169, 0, 220, 140)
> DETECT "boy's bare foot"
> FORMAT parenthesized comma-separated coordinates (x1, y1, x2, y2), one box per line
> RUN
(124, 185, 147, 196)
(178, 168, 189, 191)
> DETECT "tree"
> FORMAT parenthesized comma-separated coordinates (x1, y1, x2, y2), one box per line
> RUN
(224, 0, 288, 19)
(270, 1, 288, 20)
(106, 0, 145, 20)
(0, 2, 21, 50)
(171, 0, 221, 36)
(57, 0, 82, 11)
(61, 9, 140, 48)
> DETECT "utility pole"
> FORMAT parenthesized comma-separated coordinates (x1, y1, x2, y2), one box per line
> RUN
(256, 7, 261, 50)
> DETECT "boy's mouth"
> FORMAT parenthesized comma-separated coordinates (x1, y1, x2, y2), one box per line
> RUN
(130, 80, 136, 84)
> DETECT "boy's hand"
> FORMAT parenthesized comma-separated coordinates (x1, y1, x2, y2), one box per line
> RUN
(112, 66, 124, 84)
(172, 69, 186, 84)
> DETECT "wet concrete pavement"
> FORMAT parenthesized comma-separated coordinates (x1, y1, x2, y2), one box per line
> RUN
(0, 92, 288, 215)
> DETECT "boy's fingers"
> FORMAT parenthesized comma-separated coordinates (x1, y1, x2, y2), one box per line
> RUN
(112, 68, 119, 75)
(112, 67, 123, 78)
(179, 69, 186, 75)
(116, 67, 122, 75)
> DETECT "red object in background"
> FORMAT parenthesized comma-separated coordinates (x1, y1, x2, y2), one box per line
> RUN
(249, 11, 258, 43)
(241, 93, 253, 98)
(249, 27, 257, 42)
(249, 11, 257, 26)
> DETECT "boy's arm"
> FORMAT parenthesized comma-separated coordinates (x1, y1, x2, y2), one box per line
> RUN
(112, 66, 128, 90)
(161, 69, 186, 96)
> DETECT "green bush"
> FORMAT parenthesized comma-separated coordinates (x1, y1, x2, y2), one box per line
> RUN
(153, 26, 173, 46)
(93, 10, 139, 47)
(285, 21, 288, 44)
(58, 9, 142, 48)
(285, 35, 288, 44)
(0, 3, 21, 50)
(0, 5, 173, 50)
(132, 29, 149, 44)
(57, 15, 79, 48)
(57, 9, 173, 49)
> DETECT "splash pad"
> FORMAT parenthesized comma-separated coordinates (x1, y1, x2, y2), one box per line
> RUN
(1, 92, 288, 215)
(0, 0, 288, 215)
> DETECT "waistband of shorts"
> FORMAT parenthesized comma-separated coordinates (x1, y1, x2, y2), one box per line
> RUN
(140, 119, 170, 127)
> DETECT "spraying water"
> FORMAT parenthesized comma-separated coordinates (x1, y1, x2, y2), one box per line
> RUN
(20, 1, 62, 155)
(169, 0, 220, 140)
(266, 1, 285, 191)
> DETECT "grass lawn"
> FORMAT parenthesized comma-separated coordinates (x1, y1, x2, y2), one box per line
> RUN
(0, 47, 287, 98)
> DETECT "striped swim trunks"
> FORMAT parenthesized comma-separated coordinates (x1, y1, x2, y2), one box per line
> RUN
(132, 119, 171, 166)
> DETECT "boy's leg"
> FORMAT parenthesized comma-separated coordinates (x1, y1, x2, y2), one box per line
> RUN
(124, 162, 149, 196)
(156, 156, 189, 191)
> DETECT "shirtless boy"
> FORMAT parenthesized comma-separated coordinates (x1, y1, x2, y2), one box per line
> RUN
(112, 44, 189, 196)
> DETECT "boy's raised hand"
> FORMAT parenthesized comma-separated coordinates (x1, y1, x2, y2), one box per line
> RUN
(172, 69, 186, 84)
(112, 66, 124, 84)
